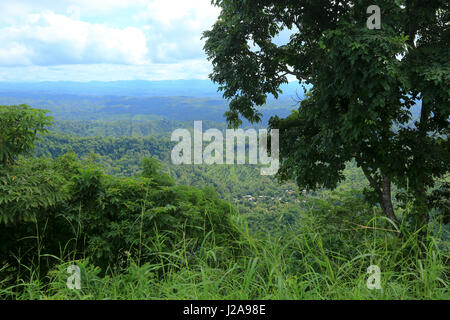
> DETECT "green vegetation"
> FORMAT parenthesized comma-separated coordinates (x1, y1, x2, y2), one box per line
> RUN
(204, 0, 449, 231)
(0, 104, 52, 167)
(0, 92, 294, 124)
(0, 0, 448, 302)
(0, 105, 448, 300)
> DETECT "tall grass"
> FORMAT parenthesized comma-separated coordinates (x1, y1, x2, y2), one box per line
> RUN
(1, 210, 448, 300)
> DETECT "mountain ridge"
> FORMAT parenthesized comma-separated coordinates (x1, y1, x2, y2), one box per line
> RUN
(0, 79, 307, 99)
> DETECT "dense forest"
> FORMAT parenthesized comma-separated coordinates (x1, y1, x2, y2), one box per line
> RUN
(0, 0, 449, 302)
(0, 105, 448, 299)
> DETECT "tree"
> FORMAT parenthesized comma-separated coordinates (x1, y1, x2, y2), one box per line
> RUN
(142, 157, 175, 186)
(203, 0, 449, 228)
(0, 104, 53, 168)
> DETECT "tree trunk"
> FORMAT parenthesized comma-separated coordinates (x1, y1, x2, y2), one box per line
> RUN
(415, 99, 430, 226)
(362, 167, 399, 227)
(380, 173, 398, 225)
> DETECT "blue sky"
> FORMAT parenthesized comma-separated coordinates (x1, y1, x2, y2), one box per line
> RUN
(0, 0, 224, 82)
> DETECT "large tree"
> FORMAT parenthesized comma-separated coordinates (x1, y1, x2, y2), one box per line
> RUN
(203, 0, 449, 228)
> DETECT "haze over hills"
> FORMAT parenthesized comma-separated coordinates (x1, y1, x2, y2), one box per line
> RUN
(0, 80, 308, 123)
(0, 79, 308, 99)
(0, 79, 420, 124)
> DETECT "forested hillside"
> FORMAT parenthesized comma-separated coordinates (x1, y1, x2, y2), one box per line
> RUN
(0, 80, 302, 123)
(1, 105, 448, 300)
(33, 119, 377, 234)
(0, 0, 448, 306)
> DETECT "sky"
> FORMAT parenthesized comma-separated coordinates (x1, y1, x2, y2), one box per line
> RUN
(0, 0, 224, 82)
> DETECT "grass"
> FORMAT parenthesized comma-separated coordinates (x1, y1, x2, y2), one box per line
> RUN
(1, 209, 448, 300)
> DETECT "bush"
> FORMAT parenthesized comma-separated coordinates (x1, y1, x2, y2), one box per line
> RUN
(0, 154, 242, 287)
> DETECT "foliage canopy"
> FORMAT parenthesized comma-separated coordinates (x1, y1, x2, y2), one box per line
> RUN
(203, 0, 449, 228)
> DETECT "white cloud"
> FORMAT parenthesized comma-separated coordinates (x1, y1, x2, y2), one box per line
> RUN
(0, 60, 213, 82)
(137, 0, 220, 63)
(0, 0, 221, 80)
(0, 11, 149, 66)
(0, 0, 147, 19)
(140, 0, 219, 26)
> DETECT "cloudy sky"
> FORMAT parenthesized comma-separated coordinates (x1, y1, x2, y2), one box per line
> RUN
(0, 0, 223, 82)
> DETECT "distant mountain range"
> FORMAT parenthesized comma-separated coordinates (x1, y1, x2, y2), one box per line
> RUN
(0, 80, 420, 125)
(0, 80, 309, 124)
(0, 80, 308, 100)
